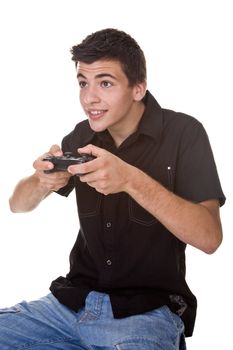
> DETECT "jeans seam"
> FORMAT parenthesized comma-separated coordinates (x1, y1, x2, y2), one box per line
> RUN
(94, 292, 104, 315)
(114, 336, 165, 350)
(75, 325, 94, 350)
(162, 305, 183, 332)
(77, 310, 99, 323)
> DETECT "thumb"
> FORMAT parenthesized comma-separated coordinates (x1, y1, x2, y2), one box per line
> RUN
(49, 144, 63, 156)
(78, 144, 105, 158)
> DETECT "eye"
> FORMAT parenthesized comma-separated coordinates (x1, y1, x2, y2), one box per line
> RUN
(100, 81, 112, 88)
(78, 81, 87, 88)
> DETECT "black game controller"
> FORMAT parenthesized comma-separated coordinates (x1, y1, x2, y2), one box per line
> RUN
(43, 152, 95, 175)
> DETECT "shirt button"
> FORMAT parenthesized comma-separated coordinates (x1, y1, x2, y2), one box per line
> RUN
(106, 259, 112, 266)
(106, 222, 112, 228)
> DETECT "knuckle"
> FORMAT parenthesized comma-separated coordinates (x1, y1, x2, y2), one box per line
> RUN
(100, 170, 108, 180)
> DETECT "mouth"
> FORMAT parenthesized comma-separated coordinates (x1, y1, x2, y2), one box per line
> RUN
(87, 109, 107, 121)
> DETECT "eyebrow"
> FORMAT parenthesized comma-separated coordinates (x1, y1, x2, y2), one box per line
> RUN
(77, 73, 117, 80)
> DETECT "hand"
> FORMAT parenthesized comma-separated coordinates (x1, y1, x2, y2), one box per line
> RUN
(33, 144, 72, 192)
(68, 144, 133, 195)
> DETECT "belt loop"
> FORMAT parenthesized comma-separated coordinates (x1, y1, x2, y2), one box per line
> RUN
(85, 291, 105, 316)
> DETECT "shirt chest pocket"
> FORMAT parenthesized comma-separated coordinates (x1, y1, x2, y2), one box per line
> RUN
(128, 165, 175, 227)
(76, 182, 102, 218)
(128, 197, 158, 227)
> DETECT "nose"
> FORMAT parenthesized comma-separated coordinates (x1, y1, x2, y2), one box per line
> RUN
(82, 86, 100, 105)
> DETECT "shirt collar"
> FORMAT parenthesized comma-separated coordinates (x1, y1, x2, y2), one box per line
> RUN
(138, 90, 163, 142)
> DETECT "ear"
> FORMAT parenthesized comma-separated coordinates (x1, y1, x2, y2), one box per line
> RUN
(133, 80, 147, 101)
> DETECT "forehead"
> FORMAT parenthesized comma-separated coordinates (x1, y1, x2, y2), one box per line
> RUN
(77, 59, 125, 78)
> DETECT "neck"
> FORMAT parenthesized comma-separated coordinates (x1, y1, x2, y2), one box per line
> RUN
(109, 101, 145, 148)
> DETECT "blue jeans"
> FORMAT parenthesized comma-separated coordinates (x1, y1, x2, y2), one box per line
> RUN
(0, 292, 186, 349)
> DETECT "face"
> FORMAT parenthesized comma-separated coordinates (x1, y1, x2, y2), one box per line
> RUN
(77, 59, 146, 141)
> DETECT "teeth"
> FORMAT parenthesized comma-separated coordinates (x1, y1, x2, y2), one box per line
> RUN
(89, 110, 102, 115)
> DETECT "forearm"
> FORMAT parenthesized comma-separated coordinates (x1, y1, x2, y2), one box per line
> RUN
(70, 144, 222, 253)
(9, 174, 52, 213)
(125, 166, 222, 254)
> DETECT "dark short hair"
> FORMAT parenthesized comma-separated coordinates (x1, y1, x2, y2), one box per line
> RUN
(71, 28, 147, 86)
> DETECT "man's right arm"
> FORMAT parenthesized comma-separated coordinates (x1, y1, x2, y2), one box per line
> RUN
(9, 174, 53, 213)
(9, 144, 72, 213)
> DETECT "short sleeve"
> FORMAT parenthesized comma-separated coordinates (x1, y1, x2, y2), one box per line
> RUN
(175, 121, 225, 206)
(56, 176, 75, 197)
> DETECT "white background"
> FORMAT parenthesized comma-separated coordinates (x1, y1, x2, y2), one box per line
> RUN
(0, 0, 232, 348)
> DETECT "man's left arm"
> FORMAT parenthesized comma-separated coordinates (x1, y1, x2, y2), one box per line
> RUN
(124, 166, 222, 254)
(68, 144, 223, 254)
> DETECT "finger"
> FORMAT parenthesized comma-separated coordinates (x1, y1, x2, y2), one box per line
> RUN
(37, 169, 71, 183)
(68, 157, 100, 176)
(33, 157, 54, 171)
(33, 145, 62, 171)
(78, 144, 105, 158)
(85, 180, 108, 195)
(49, 144, 63, 156)
(39, 174, 71, 191)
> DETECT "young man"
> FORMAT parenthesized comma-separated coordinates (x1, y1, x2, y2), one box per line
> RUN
(1, 28, 225, 349)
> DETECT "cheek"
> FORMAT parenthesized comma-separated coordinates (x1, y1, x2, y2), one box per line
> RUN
(79, 91, 84, 104)
(79, 93, 88, 112)
(109, 93, 130, 109)
(115, 96, 133, 113)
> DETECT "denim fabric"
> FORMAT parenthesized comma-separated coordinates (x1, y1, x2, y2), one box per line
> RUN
(0, 292, 186, 349)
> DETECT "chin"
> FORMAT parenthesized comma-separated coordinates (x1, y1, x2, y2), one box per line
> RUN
(88, 120, 107, 133)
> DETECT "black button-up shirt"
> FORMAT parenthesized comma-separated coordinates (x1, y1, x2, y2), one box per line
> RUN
(50, 91, 225, 337)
